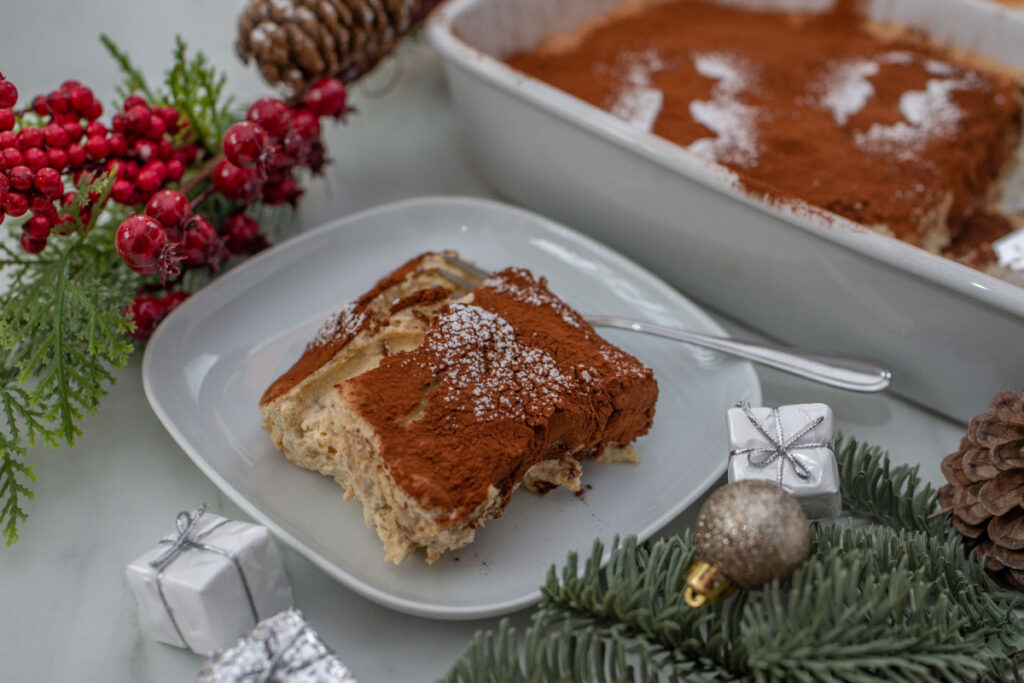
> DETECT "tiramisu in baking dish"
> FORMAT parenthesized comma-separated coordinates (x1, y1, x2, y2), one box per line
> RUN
(260, 252, 658, 563)
(506, 0, 1023, 273)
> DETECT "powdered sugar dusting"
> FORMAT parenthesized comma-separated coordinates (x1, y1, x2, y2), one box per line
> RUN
(418, 304, 573, 423)
(819, 59, 879, 125)
(854, 70, 980, 157)
(483, 269, 584, 329)
(606, 49, 668, 132)
(687, 52, 760, 167)
(310, 301, 367, 349)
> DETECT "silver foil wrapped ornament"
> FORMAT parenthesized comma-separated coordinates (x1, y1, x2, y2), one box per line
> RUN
(726, 402, 842, 519)
(126, 504, 294, 655)
(200, 608, 356, 682)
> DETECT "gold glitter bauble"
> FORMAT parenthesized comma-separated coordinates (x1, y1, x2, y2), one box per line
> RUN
(695, 479, 808, 590)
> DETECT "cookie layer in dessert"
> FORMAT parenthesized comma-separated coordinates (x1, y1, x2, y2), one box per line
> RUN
(506, 0, 1023, 269)
(260, 253, 658, 563)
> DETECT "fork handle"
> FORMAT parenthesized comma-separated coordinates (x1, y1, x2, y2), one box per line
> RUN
(586, 315, 891, 393)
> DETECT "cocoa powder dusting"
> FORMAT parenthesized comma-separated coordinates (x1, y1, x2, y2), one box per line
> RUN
(340, 268, 658, 522)
(260, 253, 448, 406)
(506, 0, 1022, 259)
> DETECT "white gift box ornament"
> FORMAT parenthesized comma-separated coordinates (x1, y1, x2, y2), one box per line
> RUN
(726, 402, 842, 519)
(126, 504, 294, 655)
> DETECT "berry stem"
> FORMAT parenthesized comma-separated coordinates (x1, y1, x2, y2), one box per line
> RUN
(177, 152, 223, 196)
(189, 186, 215, 211)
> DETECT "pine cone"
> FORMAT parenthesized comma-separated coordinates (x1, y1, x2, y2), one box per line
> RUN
(939, 390, 1024, 590)
(236, 0, 443, 92)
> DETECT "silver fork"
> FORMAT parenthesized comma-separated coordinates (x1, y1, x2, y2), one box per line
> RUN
(440, 254, 891, 393)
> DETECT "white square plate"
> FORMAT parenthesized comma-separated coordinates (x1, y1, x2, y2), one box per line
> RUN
(142, 196, 760, 619)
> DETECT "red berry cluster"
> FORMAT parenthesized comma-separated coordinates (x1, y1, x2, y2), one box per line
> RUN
(0, 76, 102, 252)
(123, 290, 189, 341)
(215, 77, 347, 208)
(88, 95, 198, 206)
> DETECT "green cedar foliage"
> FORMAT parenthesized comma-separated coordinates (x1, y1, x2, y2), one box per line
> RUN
(443, 435, 1024, 682)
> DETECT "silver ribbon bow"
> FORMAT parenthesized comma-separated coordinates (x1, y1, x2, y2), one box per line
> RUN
(730, 402, 828, 486)
(149, 504, 260, 652)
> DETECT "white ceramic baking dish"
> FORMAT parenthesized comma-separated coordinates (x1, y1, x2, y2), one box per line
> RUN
(427, 0, 1024, 423)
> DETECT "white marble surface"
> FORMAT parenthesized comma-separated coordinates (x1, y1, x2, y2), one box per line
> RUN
(0, 1, 966, 680)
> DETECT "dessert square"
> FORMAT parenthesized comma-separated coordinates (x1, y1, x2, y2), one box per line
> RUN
(260, 252, 658, 563)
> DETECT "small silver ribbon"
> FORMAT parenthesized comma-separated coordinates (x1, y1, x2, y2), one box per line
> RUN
(149, 504, 260, 652)
(730, 402, 828, 486)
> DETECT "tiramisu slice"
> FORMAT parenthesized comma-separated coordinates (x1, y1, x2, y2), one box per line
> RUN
(260, 253, 658, 563)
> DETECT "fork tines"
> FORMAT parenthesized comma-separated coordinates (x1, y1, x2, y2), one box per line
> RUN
(442, 253, 490, 280)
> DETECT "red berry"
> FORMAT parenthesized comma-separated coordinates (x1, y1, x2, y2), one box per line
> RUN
(107, 133, 128, 157)
(62, 121, 83, 143)
(29, 194, 53, 214)
(19, 232, 46, 254)
(134, 139, 158, 162)
(18, 128, 42, 151)
(4, 191, 28, 216)
(304, 77, 346, 118)
(111, 113, 127, 133)
(0, 81, 17, 109)
(111, 179, 137, 204)
(115, 215, 167, 274)
(31, 95, 50, 116)
(145, 189, 191, 234)
(47, 90, 71, 115)
(8, 165, 32, 191)
(0, 109, 14, 132)
(181, 144, 198, 165)
(85, 121, 107, 138)
(247, 99, 292, 139)
(261, 176, 302, 206)
(43, 123, 70, 149)
(2, 147, 24, 169)
(142, 160, 166, 181)
(135, 168, 162, 194)
(0, 173, 8, 192)
(123, 295, 166, 341)
(156, 106, 181, 133)
(60, 80, 82, 92)
(0, 131, 15, 149)
(68, 85, 94, 113)
(165, 159, 184, 182)
(24, 214, 52, 240)
(35, 167, 63, 197)
(147, 115, 167, 140)
(85, 135, 109, 161)
(179, 216, 220, 266)
(211, 159, 253, 200)
(224, 214, 266, 254)
(123, 95, 147, 111)
(126, 105, 151, 134)
(23, 147, 46, 170)
(84, 99, 103, 121)
(162, 290, 190, 311)
(46, 148, 68, 171)
(222, 121, 268, 170)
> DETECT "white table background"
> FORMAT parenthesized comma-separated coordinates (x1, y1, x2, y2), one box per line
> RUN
(0, 1, 964, 680)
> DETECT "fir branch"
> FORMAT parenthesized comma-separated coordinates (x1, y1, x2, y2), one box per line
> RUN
(99, 34, 157, 104)
(444, 439, 1024, 682)
(835, 432, 948, 536)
